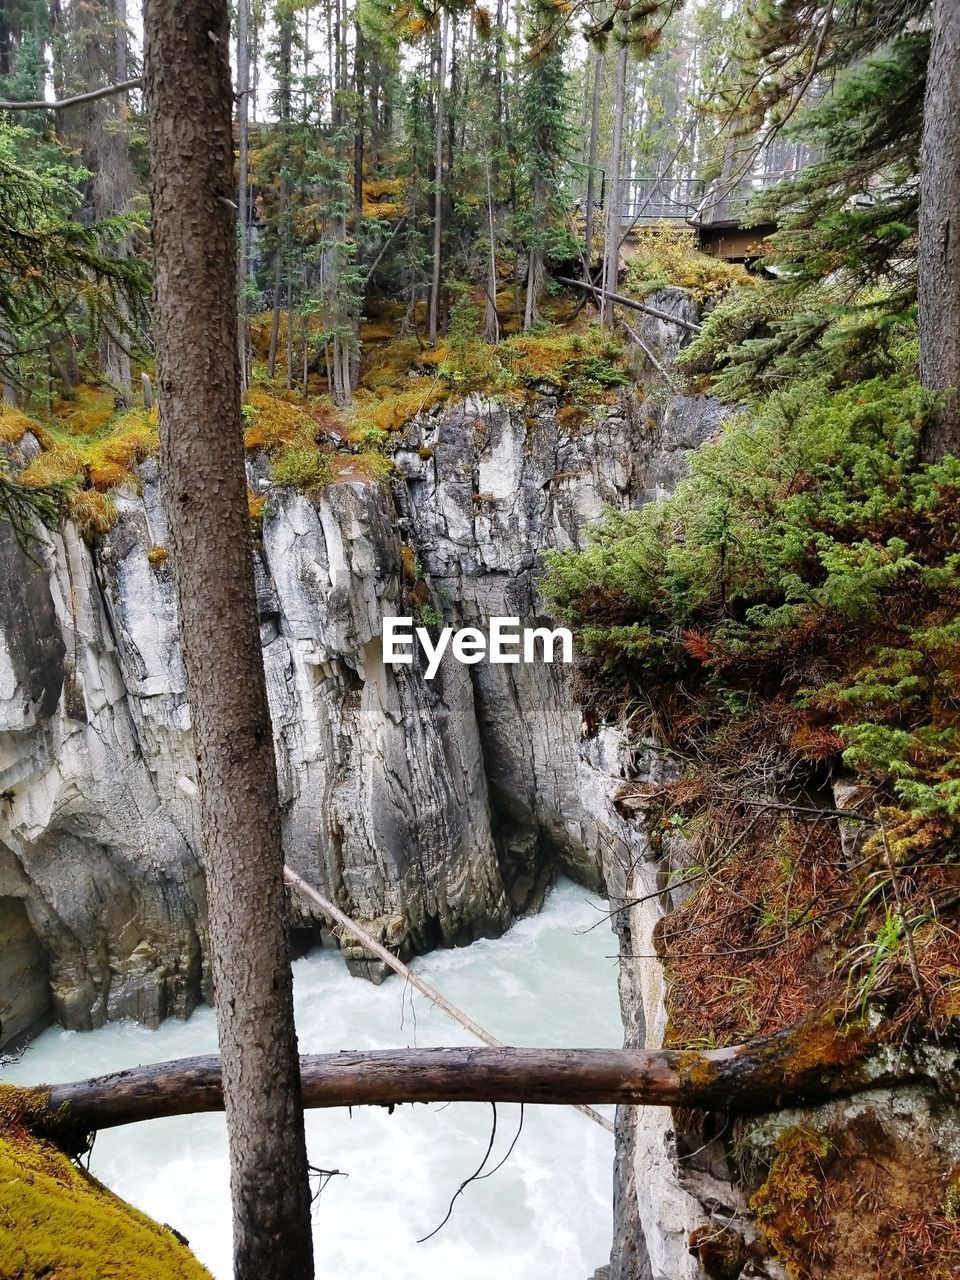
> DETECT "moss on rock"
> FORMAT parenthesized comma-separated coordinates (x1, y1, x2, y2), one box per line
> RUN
(0, 1096, 211, 1280)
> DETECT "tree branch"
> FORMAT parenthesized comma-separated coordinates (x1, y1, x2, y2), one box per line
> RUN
(554, 277, 702, 333)
(0, 78, 142, 112)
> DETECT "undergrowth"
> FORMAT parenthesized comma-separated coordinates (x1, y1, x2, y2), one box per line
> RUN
(1, 395, 156, 537)
(746, 1121, 960, 1280)
(544, 374, 960, 1042)
(243, 386, 335, 491)
(622, 222, 752, 303)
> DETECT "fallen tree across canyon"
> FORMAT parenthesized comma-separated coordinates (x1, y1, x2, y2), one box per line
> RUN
(7, 1015, 957, 1152)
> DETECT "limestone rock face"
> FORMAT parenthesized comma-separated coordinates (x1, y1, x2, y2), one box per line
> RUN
(0, 513, 205, 1039)
(0, 377, 721, 1043)
(393, 387, 722, 901)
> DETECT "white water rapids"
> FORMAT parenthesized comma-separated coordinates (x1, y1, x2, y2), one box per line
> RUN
(2, 879, 622, 1278)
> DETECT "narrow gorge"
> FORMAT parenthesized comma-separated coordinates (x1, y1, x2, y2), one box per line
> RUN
(2, 1, 959, 1268)
(0, 289, 722, 1274)
(7, 280, 955, 1279)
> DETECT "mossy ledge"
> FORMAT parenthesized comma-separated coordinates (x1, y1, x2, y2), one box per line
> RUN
(0, 1085, 211, 1280)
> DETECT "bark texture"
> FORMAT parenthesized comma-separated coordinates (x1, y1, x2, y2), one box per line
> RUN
(919, 0, 960, 461)
(142, 4, 314, 1277)
(428, 11, 450, 345)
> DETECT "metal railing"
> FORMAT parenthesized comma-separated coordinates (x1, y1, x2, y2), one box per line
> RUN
(574, 168, 805, 227)
(619, 176, 706, 223)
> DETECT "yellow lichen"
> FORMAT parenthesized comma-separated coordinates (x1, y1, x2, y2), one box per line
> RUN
(147, 545, 169, 567)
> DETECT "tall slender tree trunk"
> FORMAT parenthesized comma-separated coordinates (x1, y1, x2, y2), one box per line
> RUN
(237, 0, 250, 391)
(601, 42, 628, 328)
(919, 0, 960, 462)
(484, 154, 499, 343)
(523, 169, 545, 331)
(101, 0, 132, 405)
(66, 0, 134, 402)
(428, 10, 449, 344)
(267, 11, 293, 381)
(583, 42, 603, 279)
(267, 243, 283, 378)
(142, 5, 315, 1278)
(353, 24, 365, 210)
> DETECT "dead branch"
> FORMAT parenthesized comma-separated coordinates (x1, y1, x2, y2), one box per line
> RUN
(0, 78, 143, 111)
(554, 277, 702, 333)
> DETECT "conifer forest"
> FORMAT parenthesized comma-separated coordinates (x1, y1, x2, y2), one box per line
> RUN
(0, 0, 959, 1277)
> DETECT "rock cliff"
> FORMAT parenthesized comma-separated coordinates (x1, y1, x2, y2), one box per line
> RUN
(0, 289, 720, 1058)
(0, 288, 782, 1280)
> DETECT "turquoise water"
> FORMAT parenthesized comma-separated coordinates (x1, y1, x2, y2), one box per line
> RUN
(3, 878, 622, 1278)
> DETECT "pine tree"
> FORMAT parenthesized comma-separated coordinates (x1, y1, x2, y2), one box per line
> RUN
(682, 0, 931, 398)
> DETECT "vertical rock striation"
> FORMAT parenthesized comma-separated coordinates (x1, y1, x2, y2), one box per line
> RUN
(0, 366, 720, 1040)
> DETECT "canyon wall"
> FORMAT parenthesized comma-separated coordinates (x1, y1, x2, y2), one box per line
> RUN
(0, 290, 719, 1057)
(0, 288, 784, 1280)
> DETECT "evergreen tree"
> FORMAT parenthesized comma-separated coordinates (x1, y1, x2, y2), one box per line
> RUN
(681, 0, 930, 398)
(516, 0, 575, 328)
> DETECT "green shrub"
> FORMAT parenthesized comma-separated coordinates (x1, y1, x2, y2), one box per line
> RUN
(269, 443, 333, 490)
(622, 223, 752, 303)
(543, 375, 960, 817)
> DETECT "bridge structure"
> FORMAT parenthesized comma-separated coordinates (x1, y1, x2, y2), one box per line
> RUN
(583, 166, 804, 260)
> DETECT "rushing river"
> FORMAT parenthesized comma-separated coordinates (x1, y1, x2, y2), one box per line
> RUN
(2, 879, 621, 1278)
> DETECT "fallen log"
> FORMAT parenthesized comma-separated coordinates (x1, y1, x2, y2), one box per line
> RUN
(554, 276, 702, 333)
(12, 1015, 954, 1149)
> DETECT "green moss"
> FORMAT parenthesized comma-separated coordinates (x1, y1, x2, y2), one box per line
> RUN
(750, 1127, 832, 1278)
(0, 1098, 211, 1279)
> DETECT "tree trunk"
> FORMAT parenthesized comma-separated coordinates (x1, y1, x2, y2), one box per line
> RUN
(141, 5, 314, 1279)
(353, 23, 365, 211)
(919, 0, 960, 462)
(428, 10, 449, 344)
(583, 42, 603, 278)
(236, 0, 250, 391)
(20, 1014, 945, 1147)
(601, 42, 628, 328)
(66, 0, 134, 403)
(267, 13, 293, 382)
(267, 246, 283, 378)
(484, 155, 500, 343)
(523, 170, 545, 330)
